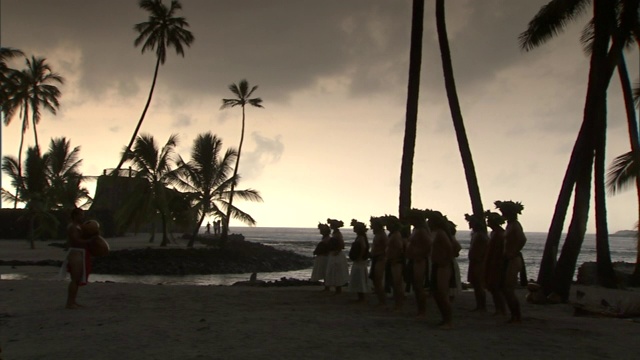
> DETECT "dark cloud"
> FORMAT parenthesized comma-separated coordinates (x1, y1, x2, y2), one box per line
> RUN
(3, 0, 556, 108)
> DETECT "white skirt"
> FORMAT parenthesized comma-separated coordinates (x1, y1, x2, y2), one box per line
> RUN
(310, 255, 329, 281)
(325, 252, 350, 287)
(449, 258, 462, 297)
(348, 260, 370, 293)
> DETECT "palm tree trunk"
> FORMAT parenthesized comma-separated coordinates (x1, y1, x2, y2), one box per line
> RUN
(594, 94, 615, 287)
(222, 105, 246, 241)
(160, 211, 169, 247)
(550, 0, 614, 301)
(435, 0, 486, 233)
(32, 117, 39, 153)
(617, 56, 640, 278)
(15, 107, 29, 208)
(399, 0, 425, 220)
(188, 211, 207, 248)
(114, 56, 161, 174)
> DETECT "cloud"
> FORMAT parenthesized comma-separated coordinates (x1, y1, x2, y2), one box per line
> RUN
(171, 114, 193, 128)
(238, 133, 284, 181)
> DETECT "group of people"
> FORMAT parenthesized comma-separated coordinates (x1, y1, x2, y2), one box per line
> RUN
(205, 220, 222, 235)
(310, 200, 527, 328)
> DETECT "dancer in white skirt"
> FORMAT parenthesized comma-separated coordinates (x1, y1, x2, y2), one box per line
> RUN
(347, 219, 370, 303)
(447, 220, 463, 300)
(311, 223, 331, 291)
(325, 218, 349, 294)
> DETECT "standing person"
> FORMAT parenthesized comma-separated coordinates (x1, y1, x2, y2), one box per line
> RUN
(63, 208, 93, 309)
(311, 223, 331, 291)
(447, 220, 463, 301)
(484, 210, 507, 316)
(405, 209, 432, 317)
(465, 213, 488, 311)
(206, 222, 211, 234)
(325, 218, 349, 294)
(495, 200, 527, 324)
(427, 210, 454, 329)
(384, 215, 405, 311)
(348, 219, 370, 303)
(369, 216, 389, 306)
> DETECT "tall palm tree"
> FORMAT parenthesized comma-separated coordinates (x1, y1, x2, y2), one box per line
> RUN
(435, 0, 486, 233)
(519, 0, 629, 299)
(0, 47, 25, 199)
(117, 133, 180, 246)
(2, 147, 58, 249)
(114, 0, 194, 174)
(220, 79, 263, 240)
(398, 0, 425, 221)
(175, 132, 263, 247)
(3, 56, 63, 207)
(45, 137, 91, 210)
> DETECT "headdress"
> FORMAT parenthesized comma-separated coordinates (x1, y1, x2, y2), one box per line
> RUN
(327, 218, 344, 230)
(350, 219, 368, 234)
(484, 210, 505, 227)
(464, 213, 485, 230)
(494, 200, 524, 217)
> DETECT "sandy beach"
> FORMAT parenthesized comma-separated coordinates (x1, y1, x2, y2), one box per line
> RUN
(1, 236, 640, 360)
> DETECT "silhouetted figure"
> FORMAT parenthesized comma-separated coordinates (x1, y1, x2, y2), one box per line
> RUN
(495, 200, 527, 324)
(484, 211, 507, 316)
(369, 216, 389, 306)
(214, 220, 221, 235)
(348, 219, 370, 303)
(405, 209, 431, 317)
(324, 218, 349, 294)
(427, 210, 454, 329)
(206, 222, 211, 234)
(384, 215, 405, 311)
(311, 223, 331, 291)
(465, 213, 488, 312)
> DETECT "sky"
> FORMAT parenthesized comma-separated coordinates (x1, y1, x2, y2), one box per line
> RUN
(1, 0, 638, 233)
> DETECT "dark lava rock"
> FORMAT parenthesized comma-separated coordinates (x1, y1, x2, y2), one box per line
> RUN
(91, 238, 313, 276)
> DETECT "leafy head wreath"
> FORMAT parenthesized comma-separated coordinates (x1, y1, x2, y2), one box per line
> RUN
(327, 218, 344, 230)
(317, 222, 330, 235)
(484, 210, 506, 227)
(494, 200, 524, 217)
(350, 219, 368, 234)
(464, 213, 485, 230)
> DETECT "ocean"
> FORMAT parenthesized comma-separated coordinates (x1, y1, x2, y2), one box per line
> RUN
(90, 226, 638, 286)
(4, 227, 637, 286)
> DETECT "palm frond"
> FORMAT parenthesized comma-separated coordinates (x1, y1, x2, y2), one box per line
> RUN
(519, 0, 591, 51)
(607, 150, 640, 194)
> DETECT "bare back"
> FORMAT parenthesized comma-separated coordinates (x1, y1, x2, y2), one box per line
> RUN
(431, 229, 453, 267)
(406, 227, 431, 261)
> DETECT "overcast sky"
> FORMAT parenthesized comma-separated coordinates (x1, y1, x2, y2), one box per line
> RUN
(1, 0, 638, 233)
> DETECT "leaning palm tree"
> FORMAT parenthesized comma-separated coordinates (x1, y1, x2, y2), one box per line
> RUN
(116, 133, 180, 246)
(45, 137, 91, 210)
(114, 0, 194, 173)
(175, 132, 263, 247)
(220, 79, 263, 240)
(520, 0, 633, 299)
(398, 0, 425, 221)
(2, 147, 58, 249)
(3, 56, 63, 207)
(435, 0, 486, 233)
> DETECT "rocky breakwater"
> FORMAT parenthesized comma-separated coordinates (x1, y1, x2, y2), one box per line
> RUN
(92, 238, 313, 276)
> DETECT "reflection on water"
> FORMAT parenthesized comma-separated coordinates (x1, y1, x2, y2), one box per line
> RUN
(0, 273, 28, 280)
(1, 267, 314, 286)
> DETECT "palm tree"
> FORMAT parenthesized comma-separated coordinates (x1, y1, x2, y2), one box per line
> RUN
(519, 0, 636, 299)
(220, 79, 263, 239)
(117, 133, 180, 246)
(114, 0, 194, 174)
(398, 0, 425, 221)
(3, 56, 63, 207)
(435, 0, 486, 233)
(0, 47, 25, 199)
(45, 137, 91, 210)
(175, 132, 263, 247)
(2, 147, 58, 249)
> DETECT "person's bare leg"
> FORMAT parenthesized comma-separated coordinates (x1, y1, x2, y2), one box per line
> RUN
(490, 290, 507, 316)
(472, 282, 486, 311)
(66, 252, 84, 309)
(436, 266, 453, 329)
(503, 259, 522, 323)
(413, 260, 427, 317)
(391, 263, 404, 311)
(374, 264, 386, 306)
